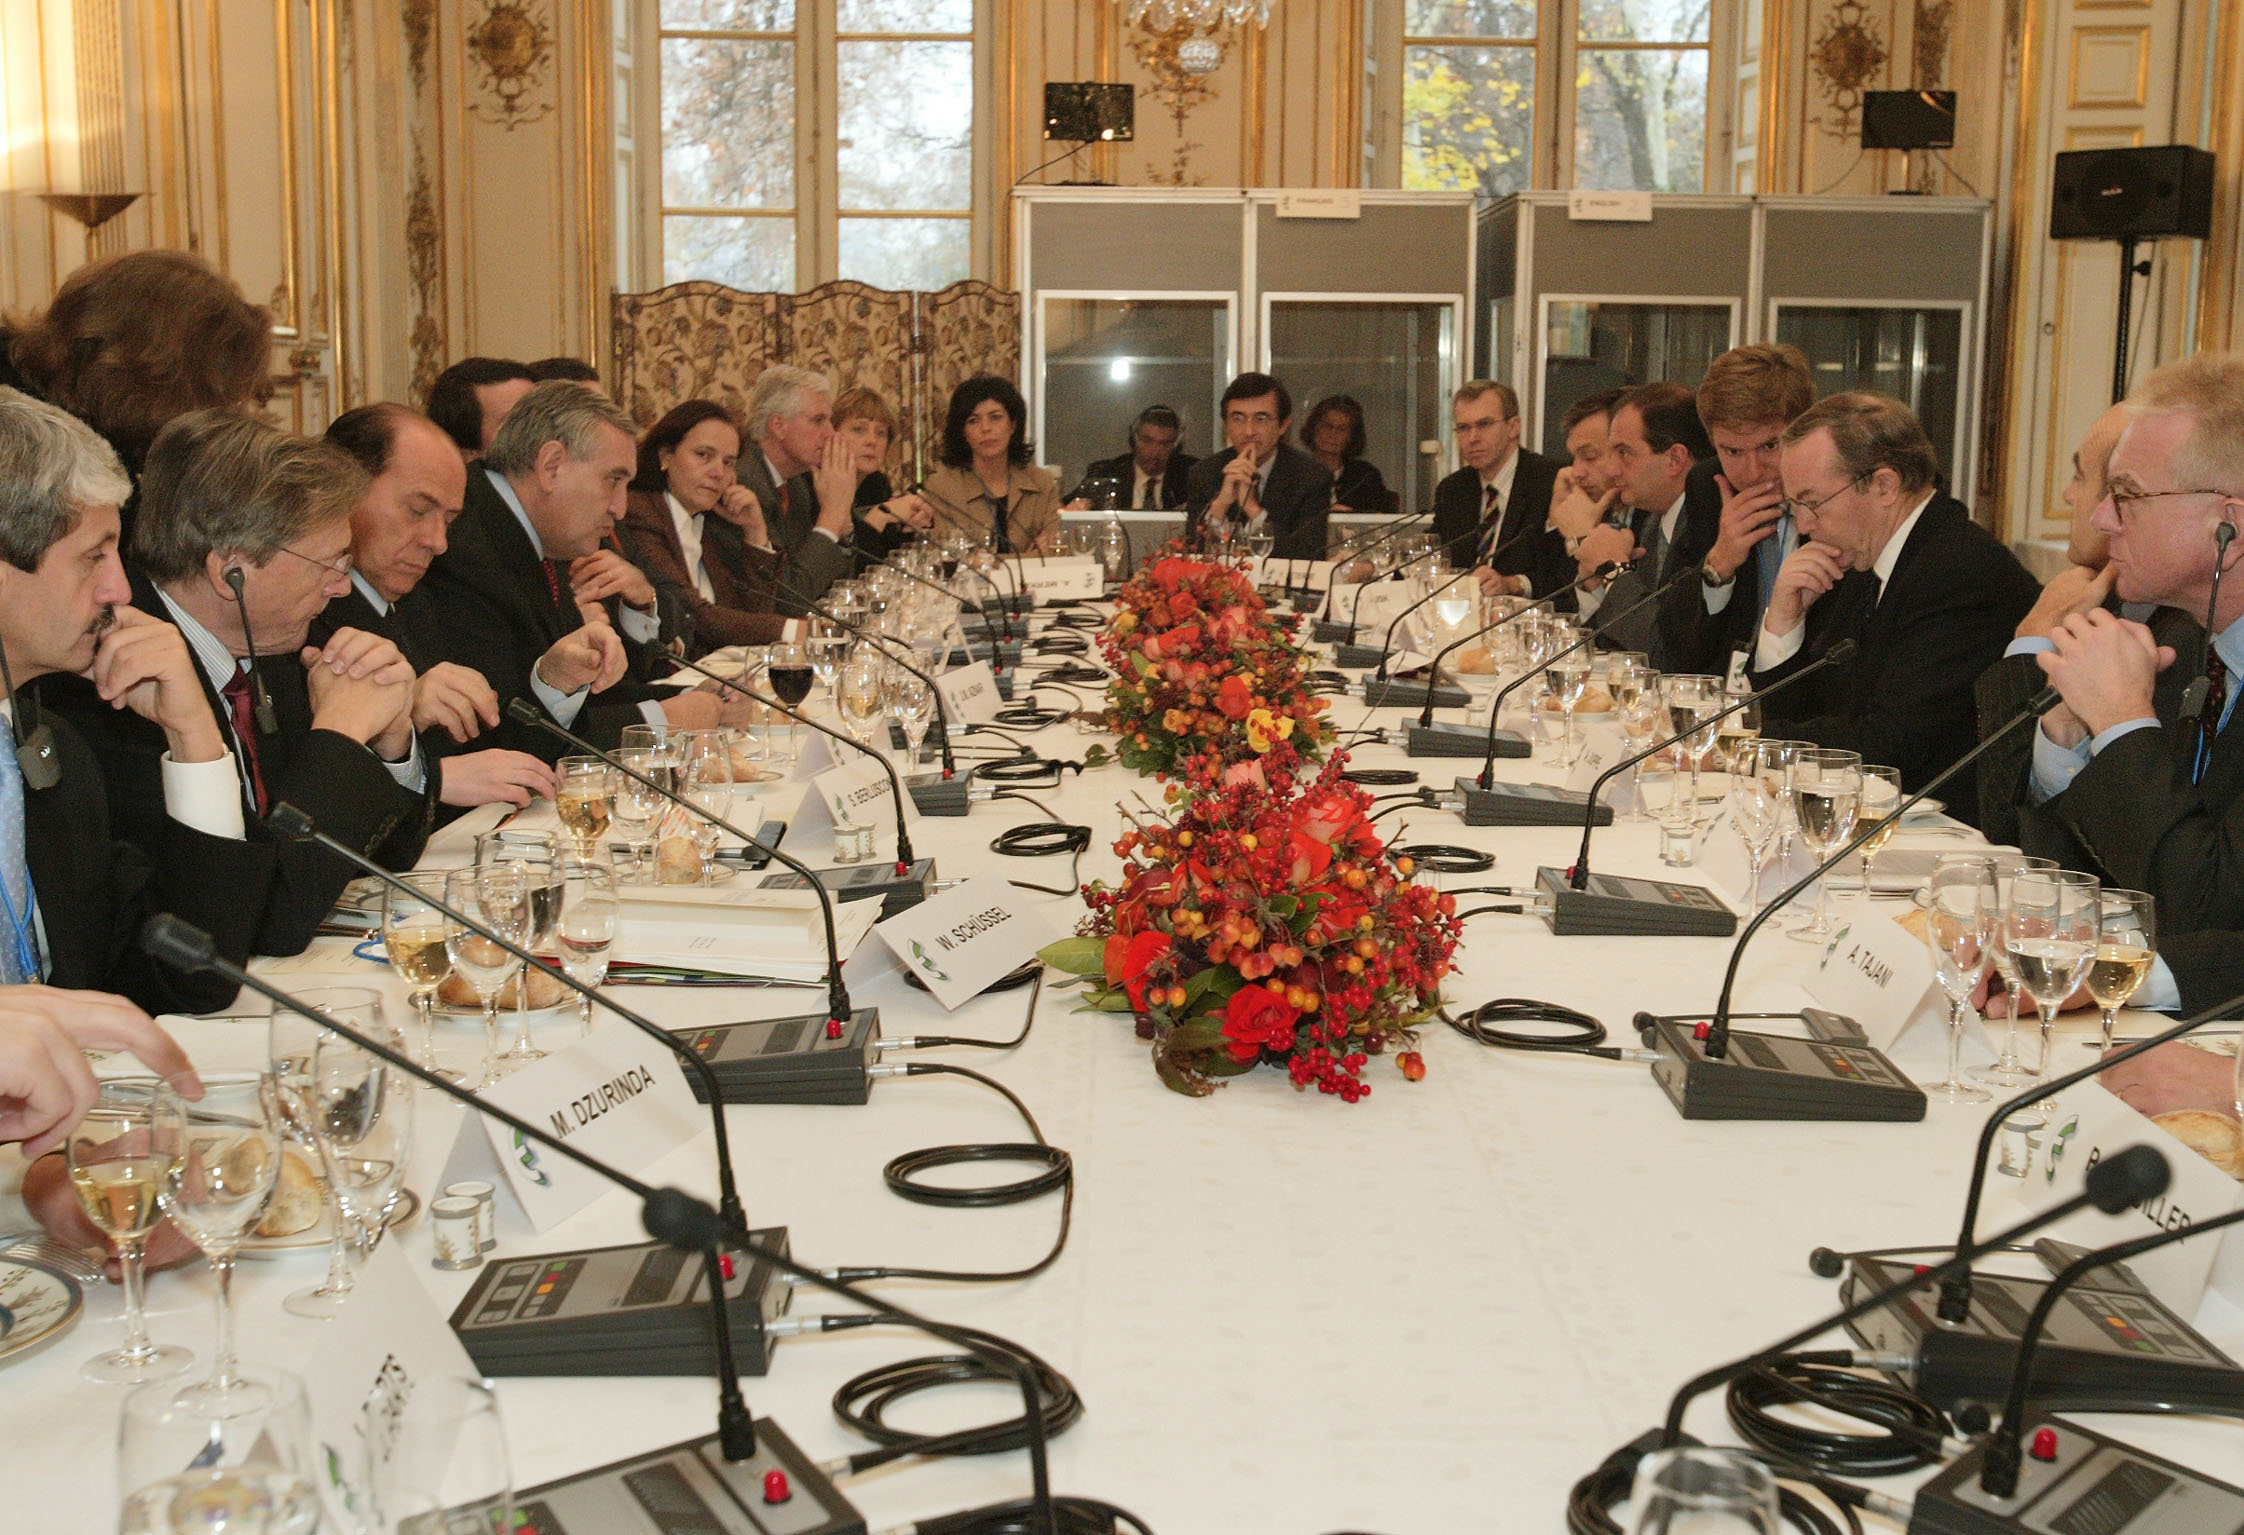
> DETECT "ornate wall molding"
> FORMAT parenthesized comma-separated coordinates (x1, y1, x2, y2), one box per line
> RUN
(464, 0, 553, 129)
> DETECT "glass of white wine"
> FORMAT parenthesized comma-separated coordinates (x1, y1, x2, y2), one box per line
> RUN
(476, 835, 562, 1066)
(1784, 748, 1862, 943)
(118, 1367, 318, 1535)
(1991, 868, 2100, 1089)
(556, 755, 615, 858)
(162, 1072, 282, 1416)
(1845, 764, 1903, 892)
(557, 856, 619, 1035)
(68, 1077, 190, 1385)
(2086, 888, 2156, 1054)
(1922, 854, 1997, 1104)
(382, 871, 456, 1084)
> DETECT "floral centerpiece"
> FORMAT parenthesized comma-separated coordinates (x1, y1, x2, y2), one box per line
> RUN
(1039, 742, 1460, 1102)
(1098, 552, 1332, 777)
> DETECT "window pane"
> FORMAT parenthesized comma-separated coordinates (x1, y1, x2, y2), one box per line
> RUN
(1042, 297, 1231, 497)
(661, 38, 794, 208)
(1578, 0, 1708, 44)
(1541, 300, 1731, 456)
(1573, 46, 1706, 192)
(838, 217, 969, 289)
(1268, 301, 1454, 512)
(660, 0, 793, 28)
(1403, 45, 1534, 198)
(1776, 305, 1965, 478)
(665, 214, 795, 289)
(837, 0, 971, 30)
(838, 40, 971, 210)
(1404, 0, 1536, 38)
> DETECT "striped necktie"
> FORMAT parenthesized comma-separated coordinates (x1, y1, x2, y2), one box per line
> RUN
(1473, 483, 1502, 565)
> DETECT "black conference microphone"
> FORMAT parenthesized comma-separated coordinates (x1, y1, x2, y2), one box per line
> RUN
(1969, 1202, 2244, 1499)
(504, 700, 855, 1027)
(1933, 976, 2244, 1326)
(1363, 527, 1540, 677)
(138, 914, 764, 1463)
(264, 803, 756, 1232)
(786, 595, 958, 779)
(1639, 1142, 2167, 1451)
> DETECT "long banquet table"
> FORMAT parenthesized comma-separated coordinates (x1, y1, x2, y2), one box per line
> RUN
(7, 597, 2242, 1534)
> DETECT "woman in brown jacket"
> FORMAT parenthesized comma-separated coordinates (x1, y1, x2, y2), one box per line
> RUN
(617, 400, 791, 654)
(919, 375, 1061, 555)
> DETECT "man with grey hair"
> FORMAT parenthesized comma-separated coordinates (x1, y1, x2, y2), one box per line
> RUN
(48, 407, 431, 956)
(418, 380, 739, 762)
(737, 364, 858, 616)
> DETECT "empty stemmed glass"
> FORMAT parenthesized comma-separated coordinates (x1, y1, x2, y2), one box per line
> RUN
(557, 856, 619, 1034)
(268, 987, 387, 1318)
(69, 1078, 190, 1384)
(837, 644, 888, 751)
(1986, 868, 2100, 1090)
(807, 624, 851, 711)
(1663, 675, 1726, 811)
(1727, 741, 1785, 908)
(477, 833, 562, 1065)
(1784, 748, 1862, 943)
(1616, 667, 1665, 820)
(608, 747, 668, 884)
(886, 660, 936, 767)
(678, 728, 735, 877)
(1922, 854, 1998, 1104)
(2086, 889, 2157, 1054)
(1545, 645, 1593, 765)
(444, 866, 526, 1084)
(382, 872, 457, 1083)
(161, 1072, 281, 1415)
(309, 1030, 416, 1283)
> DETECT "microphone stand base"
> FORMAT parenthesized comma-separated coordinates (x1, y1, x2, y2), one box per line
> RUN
(1639, 1015, 1927, 1121)
(947, 638, 1024, 669)
(758, 859, 937, 918)
(1454, 778, 1606, 824)
(677, 1007, 885, 1106)
(513, 1416, 867, 1535)
(1537, 865, 1733, 935)
(1407, 722, 1513, 758)
(906, 775, 973, 816)
(1332, 641, 1388, 669)
(1314, 619, 1358, 645)
(1910, 1416, 2243, 1534)
(451, 1227, 797, 1378)
(1360, 675, 1469, 711)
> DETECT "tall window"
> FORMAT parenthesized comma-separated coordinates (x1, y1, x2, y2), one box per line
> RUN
(655, 0, 976, 292)
(1574, 0, 1709, 193)
(1403, 2, 1538, 200)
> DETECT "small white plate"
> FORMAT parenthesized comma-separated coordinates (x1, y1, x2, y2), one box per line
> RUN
(238, 1188, 422, 1258)
(0, 1256, 83, 1366)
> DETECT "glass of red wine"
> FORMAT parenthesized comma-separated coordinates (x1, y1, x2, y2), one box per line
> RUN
(767, 641, 813, 767)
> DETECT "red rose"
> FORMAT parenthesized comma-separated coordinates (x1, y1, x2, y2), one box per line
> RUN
(1288, 828, 1333, 883)
(1221, 985, 1302, 1062)
(1118, 932, 1173, 1011)
(1299, 789, 1361, 845)
(1215, 674, 1254, 720)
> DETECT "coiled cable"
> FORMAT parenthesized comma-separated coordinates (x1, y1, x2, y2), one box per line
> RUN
(1725, 1355, 1949, 1477)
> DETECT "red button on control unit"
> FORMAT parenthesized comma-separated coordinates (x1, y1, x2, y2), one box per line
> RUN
(2029, 1427, 2059, 1462)
(1692, 1021, 1712, 1042)
(719, 1253, 736, 1281)
(825, 1018, 844, 1039)
(763, 1469, 792, 1503)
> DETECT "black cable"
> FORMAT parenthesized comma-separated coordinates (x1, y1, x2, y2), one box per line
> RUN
(1443, 998, 1625, 1057)
(994, 700, 1072, 729)
(1726, 1356, 1948, 1477)
(908, 1494, 1154, 1535)
(1030, 634, 1091, 658)
(829, 1323, 1086, 1471)
(1367, 793, 1437, 824)
(1388, 842, 1492, 873)
(1449, 903, 1533, 919)
(989, 789, 1092, 897)
(1341, 767, 1419, 787)
(981, 756, 1067, 785)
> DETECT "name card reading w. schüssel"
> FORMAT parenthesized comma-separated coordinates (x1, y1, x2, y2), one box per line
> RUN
(935, 659, 1003, 725)
(438, 1019, 702, 1233)
(876, 872, 1059, 1009)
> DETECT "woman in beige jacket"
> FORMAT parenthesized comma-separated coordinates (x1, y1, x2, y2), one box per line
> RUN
(919, 374, 1060, 554)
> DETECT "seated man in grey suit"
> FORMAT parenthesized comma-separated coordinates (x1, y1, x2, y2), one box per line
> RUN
(1572, 381, 1715, 662)
(1182, 372, 1332, 562)
(735, 365, 858, 617)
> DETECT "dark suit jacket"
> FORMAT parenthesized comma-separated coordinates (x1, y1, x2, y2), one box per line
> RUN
(1182, 444, 1332, 561)
(45, 571, 429, 957)
(1749, 493, 2041, 826)
(1331, 458, 1398, 515)
(1430, 450, 1567, 596)
(416, 469, 671, 763)
(2018, 620, 2244, 932)
(1069, 453, 1197, 511)
(20, 710, 270, 1013)
(2160, 931, 2244, 1014)
(617, 488, 786, 654)
(1654, 457, 1772, 678)
(738, 449, 853, 616)
(1590, 474, 1720, 663)
(1974, 602, 2201, 847)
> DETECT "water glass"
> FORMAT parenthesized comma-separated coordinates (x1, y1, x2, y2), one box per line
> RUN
(162, 1073, 282, 1416)
(1988, 868, 2100, 1089)
(364, 1374, 512, 1535)
(309, 1031, 416, 1277)
(1784, 748, 1862, 944)
(1922, 854, 1997, 1104)
(1628, 1447, 1781, 1534)
(382, 872, 457, 1083)
(118, 1368, 317, 1535)
(558, 858, 620, 1035)
(268, 987, 388, 1319)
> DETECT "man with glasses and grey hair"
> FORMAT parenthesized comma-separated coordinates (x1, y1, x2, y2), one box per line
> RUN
(1749, 392, 2037, 823)
(47, 407, 430, 956)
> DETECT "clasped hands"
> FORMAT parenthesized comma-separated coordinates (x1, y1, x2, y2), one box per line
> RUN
(2034, 607, 2172, 749)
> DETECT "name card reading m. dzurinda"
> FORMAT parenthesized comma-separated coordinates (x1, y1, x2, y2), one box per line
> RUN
(935, 659, 1003, 725)
(876, 872, 1059, 1009)
(438, 1019, 702, 1233)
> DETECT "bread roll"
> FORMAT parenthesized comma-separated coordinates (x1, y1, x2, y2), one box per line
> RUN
(256, 1149, 324, 1238)
(656, 835, 705, 884)
(437, 967, 568, 1011)
(1573, 685, 1614, 714)
(2150, 1110, 2244, 1180)
(1454, 647, 1496, 676)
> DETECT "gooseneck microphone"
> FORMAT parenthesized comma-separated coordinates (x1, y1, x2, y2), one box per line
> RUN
(1369, 525, 1543, 678)
(1452, 561, 1695, 732)
(504, 699, 854, 1027)
(139, 913, 762, 1461)
(786, 594, 958, 779)
(1559, 640, 1860, 861)
(1651, 1142, 2168, 1449)
(1700, 681, 2051, 1062)
(222, 566, 280, 736)
(1977, 1202, 2244, 1496)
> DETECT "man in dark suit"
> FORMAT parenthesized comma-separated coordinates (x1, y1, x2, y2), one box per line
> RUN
(2014, 353, 2244, 932)
(1068, 405, 1197, 510)
(736, 366, 857, 616)
(1750, 393, 2040, 822)
(1432, 381, 1565, 598)
(1657, 345, 1817, 679)
(47, 410, 431, 957)
(1183, 372, 1332, 561)
(0, 389, 272, 1011)
(319, 403, 557, 813)
(1572, 381, 1715, 662)
(424, 356, 536, 462)
(417, 382, 745, 765)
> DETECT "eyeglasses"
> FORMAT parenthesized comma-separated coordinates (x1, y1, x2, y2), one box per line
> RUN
(1776, 473, 1870, 521)
(273, 545, 354, 579)
(2107, 486, 2240, 521)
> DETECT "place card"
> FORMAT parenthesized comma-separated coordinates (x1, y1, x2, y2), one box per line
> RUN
(1336, 580, 1412, 643)
(988, 556, 1102, 603)
(799, 752, 914, 859)
(1562, 719, 1636, 809)
(1804, 905, 1942, 1052)
(935, 660, 1003, 725)
(875, 872, 1060, 1010)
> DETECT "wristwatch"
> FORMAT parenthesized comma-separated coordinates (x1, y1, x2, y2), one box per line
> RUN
(1700, 558, 1738, 589)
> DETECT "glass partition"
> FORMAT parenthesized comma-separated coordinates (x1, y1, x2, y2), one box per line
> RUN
(1538, 297, 1734, 458)
(1264, 297, 1460, 514)
(1774, 302, 1967, 481)
(1038, 295, 1233, 498)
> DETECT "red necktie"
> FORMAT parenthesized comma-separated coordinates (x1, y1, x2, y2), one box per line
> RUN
(220, 668, 269, 816)
(541, 558, 567, 614)
(2197, 648, 2228, 783)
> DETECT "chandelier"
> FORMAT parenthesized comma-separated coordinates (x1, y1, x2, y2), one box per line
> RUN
(1125, 0, 1274, 34)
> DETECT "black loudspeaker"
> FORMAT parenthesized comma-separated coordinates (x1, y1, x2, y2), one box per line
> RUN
(1861, 90, 1955, 151)
(2050, 145, 2216, 241)
(1043, 82, 1134, 143)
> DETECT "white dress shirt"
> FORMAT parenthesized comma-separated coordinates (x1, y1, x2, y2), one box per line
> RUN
(667, 491, 715, 602)
(1579, 490, 1686, 620)
(1753, 491, 1934, 673)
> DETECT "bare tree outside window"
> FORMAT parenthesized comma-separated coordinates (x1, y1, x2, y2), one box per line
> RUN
(1575, 0, 1710, 192)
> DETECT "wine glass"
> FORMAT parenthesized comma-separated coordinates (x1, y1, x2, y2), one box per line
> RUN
(767, 641, 814, 765)
(1714, 680, 1761, 774)
(309, 1030, 416, 1279)
(118, 1368, 318, 1535)
(838, 645, 888, 751)
(678, 729, 735, 878)
(478, 833, 562, 1065)
(1727, 741, 1784, 908)
(555, 755, 615, 858)
(557, 857, 619, 1035)
(69, 1078, 190, 1384)
(1978, 854, 2060, 1086)
(444, 866, 525, 1084)
(1846, 764, 1904, 892)
(1616, 668, 1665, 820)
(1546, 648, 1593, 764)
(807, 625, 851, 710)
(1922, 854, 1998, 1104)
(1784, 748, 1862, 943)
(607, 746, 670, 885)
(1627, 1446, 1781, 1534)
(886, 662, 936, 768)
(268, 987, 388, 1319)
(364, 1374, 512, 1535)
(1987, 868, 2099, 1090)
(160, 1072, 281, 1415)
(382, 871, 457, 1084)
(1663, 675, 1726, 812)
(2086, 889, 2157, 1054)
(1754, 738, 1808, 872)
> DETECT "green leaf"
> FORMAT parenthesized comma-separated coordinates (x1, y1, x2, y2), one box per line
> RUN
(1201, 1053, 1257, 1077)
(1037, 936, 1107, 976)
(1152, 1045, 1218, 1097)
(1268, 894, 1300, 921)
(1090, 989, 1137, 1013)
(1164, 1017, 1227, 1055)
(1131, 652, 1157, 677)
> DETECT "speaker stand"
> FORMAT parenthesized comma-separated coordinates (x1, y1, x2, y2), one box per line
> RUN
(2109, 233, 2154, 405)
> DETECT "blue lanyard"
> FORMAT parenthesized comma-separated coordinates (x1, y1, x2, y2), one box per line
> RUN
(0, 861, 42, 983)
